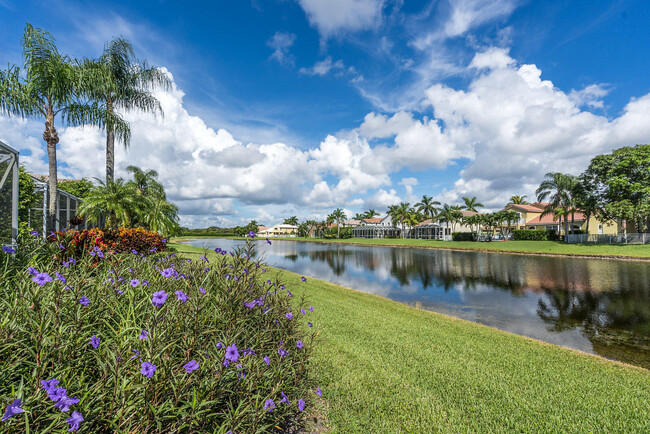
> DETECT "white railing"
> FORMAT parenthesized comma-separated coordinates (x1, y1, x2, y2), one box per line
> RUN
(566, 233, 650, 244)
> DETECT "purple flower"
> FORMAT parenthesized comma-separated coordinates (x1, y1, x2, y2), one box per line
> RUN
(200, 255, 209, 263)
(248, 231, 256, 238)
(308, 322, 313, 328)
(33, 272, 53, 286)
(300, 308, 306, 315)
(2, 246, 16, 254)
(280, 391, 290, 404)
(298, 399, 305, 412)
(89, 335, 100, 349)
(301, 276, 307, 282)
(66, 411, 83, 432)
(279, 285, 286, 290)
(285, 312, 293, 320)
(175, 290, 188, 302)
(200, 286, 206, 294)
(225, 345, 240, 362)
(97, 250, 105, 259)
(244, 301, 256, 309)
(79, 296, 90, 306)
(141, 362, 157, 378)
(48, 387, 67, 402)
(152, 290, 168, 307)
(161, 268, 174, 278)
(309, 306, 314, 312)
(264, 399, 275, 412)
(266, 238, 271, 245)
(40, 378, 60, 394)
(316, 386, 322, 396)
(183, 360, 199, 373)
(56, 272, 66, 283)
(139, 330, 149, 340)
(27, 266, 38, 275)
(263, 356, 270, 366)
(296, 340, 303, 349)
(217, 342, 223, 349)
(132, 249, 137, 254)
(31, 230, 39, 237)
(54, 394, 80, 412)
(1, 398, 23, 422)
(287, 291, 293, 297)
(278, 348, 287, 357)
(89, 251, 96, 257)
(130, 279, 140, 287)
(143, 279, 149, 286)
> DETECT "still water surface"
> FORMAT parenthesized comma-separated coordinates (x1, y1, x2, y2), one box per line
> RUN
(186, 238, 650, 369)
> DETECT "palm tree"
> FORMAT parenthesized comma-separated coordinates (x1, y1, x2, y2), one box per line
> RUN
(330, 208, 347, 238)
(363, 209, 379, 219)
(415, 195, 440, 219)
(508, 195, 529, 205)
(353, 212, 365, 221)
(80, 38, 170, 182)
(574, 177, 600, 234)
(78, 178, 143, 229)
(438, 204, 463, 234)
(461, 196, 483, 212)
(144, 196, 179, 236)
(536, 172, 573, 238)
(0, 24, 104, 230)
(126, 165, 165, 198)
(391, 202, 411, 238)
(283, 216, 299, 226)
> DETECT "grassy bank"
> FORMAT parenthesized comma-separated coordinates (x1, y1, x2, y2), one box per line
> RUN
(172, 242, 650, 432)
(173, 236, 650, 260)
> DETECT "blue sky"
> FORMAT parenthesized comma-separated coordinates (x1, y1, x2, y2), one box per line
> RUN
(1, 0, 649, 227)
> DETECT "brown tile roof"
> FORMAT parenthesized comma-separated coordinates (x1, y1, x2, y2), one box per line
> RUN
(503, 204, 545, 213)
(361, 218, 383, 223)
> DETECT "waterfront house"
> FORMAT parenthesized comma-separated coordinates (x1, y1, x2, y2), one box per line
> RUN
(258, 224, 299, 237)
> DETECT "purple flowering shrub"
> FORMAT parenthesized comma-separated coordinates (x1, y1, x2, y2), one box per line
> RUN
(0, 238, 318, 432)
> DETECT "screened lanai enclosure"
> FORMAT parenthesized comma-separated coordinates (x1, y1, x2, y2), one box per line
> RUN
(352, 225, 402, 239)
(28, 175, 90, 234)
(0, 141, 19, 245)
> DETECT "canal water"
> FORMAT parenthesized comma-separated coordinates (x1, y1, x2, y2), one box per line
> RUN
(185, 238, 650, 369)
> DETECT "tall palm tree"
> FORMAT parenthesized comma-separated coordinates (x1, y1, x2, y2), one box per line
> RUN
(393, 202, 411, 238)
(461, 196, 483, 213)
(330, 208, 347, 238)
(78, 178, 143, 229)
(0, 24, 104, 230)
(438, 204, 463, 234)
(415, 195, 440, 219)
(508, 195, 529, 205)
(536, 172, 573, 238)
(80, 38, 170, 182)
(144, 196, 179, 236)
(363, 209, 379, 219)
(353, 212, 365, 221)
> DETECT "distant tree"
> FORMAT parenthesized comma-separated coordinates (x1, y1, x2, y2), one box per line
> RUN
(283, 216, 299, 226)
(461, 196, 483, 213)
(583, 144, 650, 233)
(363, 209, 379, 219)
(536, 172, 573, 238)
(415, 195, 440, 219)
(330, 208, 347, 238)
(58, 178, 95, 199)
(126, 166, 165, 198)
(508, 195, 529, 205)
(353, 212, 365, 221)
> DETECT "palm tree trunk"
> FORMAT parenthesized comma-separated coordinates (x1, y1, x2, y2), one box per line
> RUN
(106, 99, 115, 182)
(337, 220, 340, 238)
(571, 212, 575, 235)
(44, 108, 59, 232)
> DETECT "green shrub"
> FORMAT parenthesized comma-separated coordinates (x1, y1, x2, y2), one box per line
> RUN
(452, 232, 476, 241)
(512, 229, 558, 241)
(0, 237, 317, 432)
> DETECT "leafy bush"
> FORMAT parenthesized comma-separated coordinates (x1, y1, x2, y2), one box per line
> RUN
(48, 227, 167, 259)
(512, 229, 558, 241)
(452, 232, 476, 241)
(0, 237, 317, 432)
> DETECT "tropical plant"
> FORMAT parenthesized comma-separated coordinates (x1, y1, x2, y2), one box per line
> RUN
(78, 178, 143, 229)
(508, 195, 529, 205)
(415, 195, 440, 219)
(126, 165, 165, 198)
(283, 216, 299, 226)
(353, 213, 365, 221)
(0, 24, 104, 230)
(79, 38, 170, 182)
(330, 208, 347, 238)
(536, 172, 573, 238)
(57, 178, 95, 199)
(461, 196, 483, 213)
(363, 209, 380, 219)
(143, 196, 179, 236)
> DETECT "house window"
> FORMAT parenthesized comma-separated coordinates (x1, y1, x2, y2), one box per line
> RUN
(528, 226, 535, 230)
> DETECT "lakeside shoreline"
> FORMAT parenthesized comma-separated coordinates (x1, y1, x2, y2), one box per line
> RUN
(172, 235, 650, 262)
(171, 241, 650, 432)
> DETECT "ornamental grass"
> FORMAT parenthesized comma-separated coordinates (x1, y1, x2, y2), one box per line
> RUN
(0, 233, 317, 432)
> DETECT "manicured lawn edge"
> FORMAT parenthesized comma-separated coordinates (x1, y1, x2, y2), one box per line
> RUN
(172, 236, 650, 261)
(171, 241, 650, 433)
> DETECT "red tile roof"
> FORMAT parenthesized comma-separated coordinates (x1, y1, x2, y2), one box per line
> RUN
(503, 204, 545, 213)
(526, 212, 586, 225)
(362, 218, 383, 223)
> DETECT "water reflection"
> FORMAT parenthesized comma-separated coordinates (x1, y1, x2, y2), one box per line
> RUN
(186, 238, 650, 369)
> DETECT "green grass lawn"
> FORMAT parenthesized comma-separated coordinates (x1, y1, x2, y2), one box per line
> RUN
(173, 236, 650, 260)
(171, 242, 650, 432)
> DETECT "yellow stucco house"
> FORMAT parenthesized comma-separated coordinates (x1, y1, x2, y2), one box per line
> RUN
(501, 203, 618, 235)
(258, 224, 299, 237)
